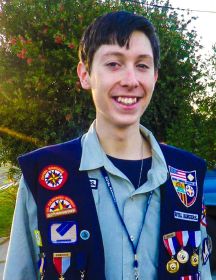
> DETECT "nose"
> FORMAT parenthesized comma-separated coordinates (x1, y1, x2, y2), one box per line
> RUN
(120, 67, 139, 90)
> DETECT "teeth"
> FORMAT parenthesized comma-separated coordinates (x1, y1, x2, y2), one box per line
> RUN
(116, 97, 137, 105)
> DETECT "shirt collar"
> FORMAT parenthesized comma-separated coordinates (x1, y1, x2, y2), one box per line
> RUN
(79, 121, 168, 187)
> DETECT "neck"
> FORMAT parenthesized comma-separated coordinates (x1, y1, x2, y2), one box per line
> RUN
(95, 120, 152, 160)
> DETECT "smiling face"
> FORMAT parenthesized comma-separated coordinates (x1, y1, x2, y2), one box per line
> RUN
(77, 31, 158, 130)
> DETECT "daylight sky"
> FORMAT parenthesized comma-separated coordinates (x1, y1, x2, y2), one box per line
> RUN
(168, 0, 216, 56)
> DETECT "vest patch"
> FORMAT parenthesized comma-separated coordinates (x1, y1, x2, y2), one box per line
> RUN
(200, 204, 207, 227)
(50, 221, 78, 244)
(202, 236, 212, 265)
(45, 195, 77, 218)
(34, 229, 43, 246)
(169, 166, 198, 207)
(39, 165, 68, 191)
(174, 211, 198, 222)
(89, 178, 98, 189)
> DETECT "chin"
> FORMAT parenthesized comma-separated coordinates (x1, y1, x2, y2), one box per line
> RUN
(112, 118, 140, 129)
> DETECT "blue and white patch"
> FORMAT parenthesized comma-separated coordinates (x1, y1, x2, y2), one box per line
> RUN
(202, 236, 212, 265)
(80, 230, 90, 240)
(174, 210, 198, 222)
(89, 178, 98, 189)
(50, 221, 78, 244)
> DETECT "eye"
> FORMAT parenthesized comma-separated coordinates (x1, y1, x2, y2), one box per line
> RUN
(105, 62, 121, 70)
(137, 63, 149, 70)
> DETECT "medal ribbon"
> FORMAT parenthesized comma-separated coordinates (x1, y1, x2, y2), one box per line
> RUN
(180, 273, 200, 280)
(53, 254, 71, 276)
(176, 231, 189, 247)
(100, 167, 153, 277)
(201, 204, 207, 226)
(189, 230, 201, 248)
(163, 236, 178, 256)
(38, 255, 46, 274)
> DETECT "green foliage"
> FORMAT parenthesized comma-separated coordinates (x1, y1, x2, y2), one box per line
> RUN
(167, 45, 216, 168)
(0, 0, 215, 168)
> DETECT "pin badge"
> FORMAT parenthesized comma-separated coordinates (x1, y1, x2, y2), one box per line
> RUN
(80, 230, 90, 240)
(89, 178, 98, 189)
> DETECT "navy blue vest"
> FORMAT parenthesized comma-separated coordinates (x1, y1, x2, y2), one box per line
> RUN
(18, 138, 206, 280)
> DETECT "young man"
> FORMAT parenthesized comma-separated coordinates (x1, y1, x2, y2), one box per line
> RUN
(4, 11, 212, 280)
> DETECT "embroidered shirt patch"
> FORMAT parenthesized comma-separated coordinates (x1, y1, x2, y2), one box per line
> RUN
(200, 203, 207, 227)
(50, 221, 78, 244)
(202, 236, 212, 265)
(45, 195, 77, 218)
(169, 166, 198, 207)
(39, 165, 68, 191)
(174, 211, 198, 222)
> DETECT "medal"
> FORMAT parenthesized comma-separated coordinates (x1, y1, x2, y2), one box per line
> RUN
(188, 230, 201, 267)
(163, 233, 179, 274)
(176, 231, 189, 264)
(191, 252, 199, 266)
(166, 258, 179, 273)
(177, 249, 189, 264)
(53, 252, 71, 280)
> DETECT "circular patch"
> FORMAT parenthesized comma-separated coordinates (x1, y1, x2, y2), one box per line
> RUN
(186, 185, 195, 197)
(45, 195, 77, 218)
(39, 165, 68, 190)
(80, 230, 90, 240)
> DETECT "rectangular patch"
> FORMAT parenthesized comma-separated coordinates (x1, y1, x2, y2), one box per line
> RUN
(174, 211, 198, 222)
(34, 229, 43, 247)
(50, 221, 78, 244)
(89, 178, 98, 189)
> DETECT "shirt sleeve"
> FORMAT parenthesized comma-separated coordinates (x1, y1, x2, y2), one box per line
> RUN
(3, 176, 39, 280)
(199, 223, 212, 280)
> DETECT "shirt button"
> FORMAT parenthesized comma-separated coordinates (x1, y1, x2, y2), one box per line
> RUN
(130, 235, 134, 241)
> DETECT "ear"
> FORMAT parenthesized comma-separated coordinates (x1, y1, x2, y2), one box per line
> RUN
(77, 62, 91, 90)
(154, 70, 158, 83)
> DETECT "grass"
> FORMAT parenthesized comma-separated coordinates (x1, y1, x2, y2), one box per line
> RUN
(0, 165, 18, 237)
(0, 186, 18, 237)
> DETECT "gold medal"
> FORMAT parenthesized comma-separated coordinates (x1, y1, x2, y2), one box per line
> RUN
(59, 275, 65, 280)
(166, 258, 179, 273)
(177, 249, 189, 264)
(191, 252, 199, 266)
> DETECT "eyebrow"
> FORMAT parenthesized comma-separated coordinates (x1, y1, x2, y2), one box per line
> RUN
(102, 51, 153, 60)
